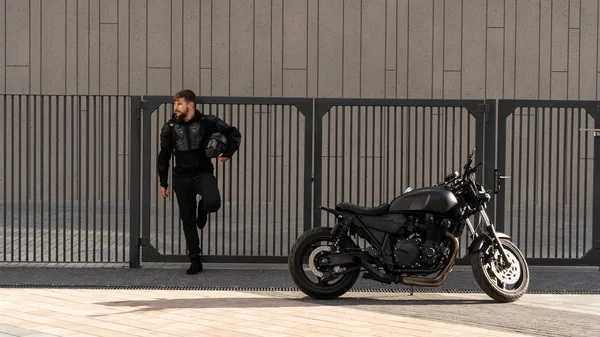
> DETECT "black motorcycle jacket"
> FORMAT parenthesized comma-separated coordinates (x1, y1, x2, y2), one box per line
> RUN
(157, 109, 241, 188)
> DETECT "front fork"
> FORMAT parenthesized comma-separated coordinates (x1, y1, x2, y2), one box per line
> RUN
(466, 211, 512, 268)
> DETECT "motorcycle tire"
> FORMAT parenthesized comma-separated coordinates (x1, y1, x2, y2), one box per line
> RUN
(288, 227, 361, 300)
(471, 238, 530, 303)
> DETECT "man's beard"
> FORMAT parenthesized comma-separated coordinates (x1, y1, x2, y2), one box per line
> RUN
(175, 108, 188, 121)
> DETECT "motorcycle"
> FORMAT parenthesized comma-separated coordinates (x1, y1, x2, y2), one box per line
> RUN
(288, 147, 529, 303)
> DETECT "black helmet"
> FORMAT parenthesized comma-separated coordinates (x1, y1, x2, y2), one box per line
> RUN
(205, 132, 228, 158)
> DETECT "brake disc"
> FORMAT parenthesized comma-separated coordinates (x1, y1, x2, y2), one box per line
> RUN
(489, 249, 521, 285)
(308, 246, 342, 278)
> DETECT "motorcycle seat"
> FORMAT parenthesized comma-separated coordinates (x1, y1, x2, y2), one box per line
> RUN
(335, 202, 389, 215)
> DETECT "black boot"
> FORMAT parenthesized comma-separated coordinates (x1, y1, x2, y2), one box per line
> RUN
(187, 252, 203, 275)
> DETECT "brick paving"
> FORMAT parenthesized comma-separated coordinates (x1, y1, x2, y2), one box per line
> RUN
(0, 264, 598, 336)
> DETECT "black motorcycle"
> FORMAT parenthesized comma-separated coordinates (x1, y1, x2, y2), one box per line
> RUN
(288, 147, 529, 303)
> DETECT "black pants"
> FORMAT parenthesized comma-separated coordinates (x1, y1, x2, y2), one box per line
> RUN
(173, 172, 221, 255)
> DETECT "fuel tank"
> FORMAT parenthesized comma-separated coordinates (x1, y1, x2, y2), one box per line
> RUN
(388, 187, 458, 215)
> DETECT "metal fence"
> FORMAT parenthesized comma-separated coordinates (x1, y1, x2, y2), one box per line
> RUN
(133, 96, 314, 265)
(0, 95, 133, 263)
(496, 100, 600, 265)
(313, 98, 495, 260)
(1, 95, 599, 267)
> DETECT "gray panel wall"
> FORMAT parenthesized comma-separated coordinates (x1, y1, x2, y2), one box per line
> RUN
(1, 0, 599, 99)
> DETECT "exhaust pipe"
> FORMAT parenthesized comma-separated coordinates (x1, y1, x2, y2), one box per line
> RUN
(400, 232, 459, 287)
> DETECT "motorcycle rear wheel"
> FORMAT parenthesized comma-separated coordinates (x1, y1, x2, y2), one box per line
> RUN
(471, 238, 529, 303)
(288, 227, 361, 299)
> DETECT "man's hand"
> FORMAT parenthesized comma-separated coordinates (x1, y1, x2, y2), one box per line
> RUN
(159, 186, 169, 198)
(218, 154, 229, 163)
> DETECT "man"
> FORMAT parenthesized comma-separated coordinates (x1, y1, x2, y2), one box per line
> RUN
(157, 89, 241, 275)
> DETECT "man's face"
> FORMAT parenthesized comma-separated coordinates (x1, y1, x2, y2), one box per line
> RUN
(173, 98, 193, 120)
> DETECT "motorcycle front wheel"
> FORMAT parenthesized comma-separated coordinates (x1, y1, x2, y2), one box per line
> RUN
(471, 238, 530, 303)
(288, 227, 361, 300)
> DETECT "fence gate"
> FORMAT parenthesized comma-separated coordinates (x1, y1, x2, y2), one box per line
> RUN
(0, 95, 135, 264)
(313, 98, 496, 261)
(496, 100, 600, 265)
(133, 96, 313, 264)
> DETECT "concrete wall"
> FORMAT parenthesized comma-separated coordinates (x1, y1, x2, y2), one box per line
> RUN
(1, 0, 599, 99)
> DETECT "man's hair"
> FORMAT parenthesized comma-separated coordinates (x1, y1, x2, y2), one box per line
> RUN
(174, 89, 196, 104)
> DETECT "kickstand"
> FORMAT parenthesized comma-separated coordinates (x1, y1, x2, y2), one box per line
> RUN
(410, 286, 414, 296)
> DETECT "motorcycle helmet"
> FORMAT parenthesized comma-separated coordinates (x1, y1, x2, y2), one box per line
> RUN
(205, 132, 228, 158)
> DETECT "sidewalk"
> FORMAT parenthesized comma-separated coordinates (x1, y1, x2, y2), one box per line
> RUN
(0, 264, 599, 337)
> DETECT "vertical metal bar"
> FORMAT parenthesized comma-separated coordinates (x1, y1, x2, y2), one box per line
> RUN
(93, 96, 97, 261)
(563, 109, 579, 258)
(302, 99, 314, 235)
(540, 107, 545, 257)
(548, 108, 553, 257)
(583, 108, 589, 253)
(220, 105, 225, 255)
(48, 95, 52, 261)
(129, 96, 141, 268)
(287, 104, 292, 252)
(265, 104, 270, 255)
(569, 107, 575, 258)
(141, 97, 152, 265)
(26, 96, 30, 261)
(517, 107, 524, 249)
(250, 104, 255, 254)
(591, 104, 600, 263)
(554, 108, 560, 258)
(350, 106, 354, 204)
(108, 96, 112, 261)
(428, 107, 433, 186)
(10, 96, 15, 261)
(524, 107, 530, 256)
(334, 106, 339, 223)
(273, 105, 277, 254)
(510, 108, 516, 239)
(279, 106, 284, 255)
(258, 104, 262, 254)
(123, 97, 127, 261)
(298, 101, 302, 235)
(236, 104, 241, 256)
(115, 97, 119, 260)
(63, 96, 67, 261)
(561, 109, 568, 258)
(326, 104, 331, 225)
(243, 104, 248, 255)
(422, 106, 426, 187)
(155, 106, 159, 251)
(55, 96, 59, 262)
(380, 107, 384, 203)
(314, 99, 330, 228)
(364, 106, 368, 205)
(357, 106, 361, 204)
(33, 96, 38, 261)
(70, 96, 74, 261)
(372, 106, 376, 206)
(85, 96, 90, 261)
(394, 107, 398, 196)
(533, 107, 538, 257)
(386, 107, 390, 200)
(407, 106, 411, 187)
(18, 96, 22, 261)
(2, 95, 6, 260)
(576, 108, 581, 257)
(495, 102, 507, 234)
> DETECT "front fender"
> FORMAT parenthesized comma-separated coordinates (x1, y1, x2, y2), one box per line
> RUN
(468, 232, 512, 255)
